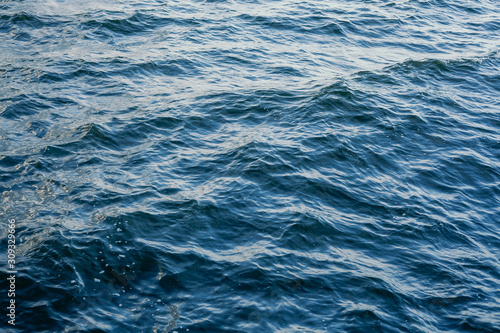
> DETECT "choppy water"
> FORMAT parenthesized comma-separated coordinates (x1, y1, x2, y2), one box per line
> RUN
(1, 0, 500, 332)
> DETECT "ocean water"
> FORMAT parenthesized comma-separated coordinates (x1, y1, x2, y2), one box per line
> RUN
(1, 0, 499, 332)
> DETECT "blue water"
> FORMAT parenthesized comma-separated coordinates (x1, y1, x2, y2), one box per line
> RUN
(1, 0, 499, 332)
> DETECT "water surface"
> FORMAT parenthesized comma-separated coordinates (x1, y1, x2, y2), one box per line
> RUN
(1, 0, 499, 332)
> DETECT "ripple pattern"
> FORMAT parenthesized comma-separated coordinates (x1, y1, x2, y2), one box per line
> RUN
(1, 0, 500, 332)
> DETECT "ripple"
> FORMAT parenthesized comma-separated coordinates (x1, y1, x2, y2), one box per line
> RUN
(1, 0, 500, 332)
